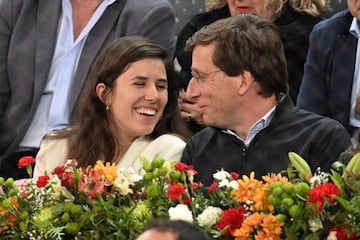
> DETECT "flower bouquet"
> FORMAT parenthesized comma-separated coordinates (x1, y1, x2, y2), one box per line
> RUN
(0, 151, 359, 240)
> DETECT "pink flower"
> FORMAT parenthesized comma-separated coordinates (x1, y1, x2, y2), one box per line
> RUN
(208, 182, 219, 193)
(78, 169, 105, 200)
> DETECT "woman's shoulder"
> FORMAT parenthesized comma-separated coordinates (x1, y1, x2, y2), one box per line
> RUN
(150, 134, 186, 146)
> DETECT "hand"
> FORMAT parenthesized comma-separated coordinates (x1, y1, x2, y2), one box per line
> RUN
(178, 90, 204, 125)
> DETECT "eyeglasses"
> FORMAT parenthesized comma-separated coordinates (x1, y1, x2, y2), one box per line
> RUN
(191, 69, 222, 83)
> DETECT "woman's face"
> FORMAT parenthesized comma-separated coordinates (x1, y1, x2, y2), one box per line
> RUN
(98, 58, 168, 142)
(226, 0, 276, 20)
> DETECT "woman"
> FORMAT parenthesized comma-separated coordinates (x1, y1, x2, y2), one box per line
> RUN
(34, 36, 191, 177)
(176, 0, 329, 133)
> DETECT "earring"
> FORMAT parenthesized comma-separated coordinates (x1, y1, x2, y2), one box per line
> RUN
(106, 105, 110, 112)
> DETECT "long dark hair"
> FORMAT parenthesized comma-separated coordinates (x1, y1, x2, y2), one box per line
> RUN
(50, 36, 190, 166)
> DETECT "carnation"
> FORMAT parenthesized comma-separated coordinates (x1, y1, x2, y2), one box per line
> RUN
(196, 206, 223, 226)
(213, 170, 231, 181)
(168, 204, 193, 222)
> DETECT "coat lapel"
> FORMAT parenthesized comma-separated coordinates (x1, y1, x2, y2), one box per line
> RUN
(331, 33, 357, 125)
(33, 0, 61, 104)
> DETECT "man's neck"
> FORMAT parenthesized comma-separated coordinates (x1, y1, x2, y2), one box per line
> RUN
(70, 0, 103, 40)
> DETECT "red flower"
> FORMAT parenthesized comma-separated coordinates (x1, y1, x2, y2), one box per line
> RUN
(17, 156, 35, 169)
(217, 207, 246, 236)
(330, 226, 357, 240)
(208, 182, 219, 192)
(307, 183, 341, 210)
(52, 166, 66, 178)
(174, 162, 189, 171)
(230, 172, 239, 180)
(36, 175, 50, 188)
(167, 183, 186, 201)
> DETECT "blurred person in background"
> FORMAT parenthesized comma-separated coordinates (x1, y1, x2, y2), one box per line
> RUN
(297, 0, 360, 138)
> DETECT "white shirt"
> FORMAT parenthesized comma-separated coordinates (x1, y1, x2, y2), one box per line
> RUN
(349, 18, 360, 128)
(20, 0, 115, 149)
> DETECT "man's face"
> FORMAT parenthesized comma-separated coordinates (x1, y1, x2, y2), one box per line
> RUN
(348, 0, 360, 20)
(186, 44, 241, 129)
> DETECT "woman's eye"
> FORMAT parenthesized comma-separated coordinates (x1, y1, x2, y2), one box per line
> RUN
(134, 82, 145, 86)
(156, 83, 168, 90)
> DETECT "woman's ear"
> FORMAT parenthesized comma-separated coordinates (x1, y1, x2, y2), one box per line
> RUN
(95, 83, 108, 104)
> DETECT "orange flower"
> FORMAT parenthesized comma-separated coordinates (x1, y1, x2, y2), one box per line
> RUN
(94, 161, 118, 185)
(262, 173, 288, 186)
(259, 214, 283, 239)
(232, 172, 264, 204)
(234, 212, 264, 239)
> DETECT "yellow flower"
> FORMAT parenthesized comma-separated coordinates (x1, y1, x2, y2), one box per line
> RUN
(94, 161, 118, 185)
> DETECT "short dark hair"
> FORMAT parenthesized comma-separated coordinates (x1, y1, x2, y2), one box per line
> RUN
(186, 13, 288, 98)
(142, 218, 211, 240)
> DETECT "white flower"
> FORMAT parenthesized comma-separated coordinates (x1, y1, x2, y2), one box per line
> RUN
(308, 218, 323, 232)
(50, 175, 75, 201)
(218, 179, 239, 190)
(213, 170, 230, 181)
(326, 231, 337, 240)
(196, 206, 223, 226)
(113, 167, 142, 195)
(168, 204, 193, 222)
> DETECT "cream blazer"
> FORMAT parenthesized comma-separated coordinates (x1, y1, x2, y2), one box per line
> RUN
(33, 134, 186, 178)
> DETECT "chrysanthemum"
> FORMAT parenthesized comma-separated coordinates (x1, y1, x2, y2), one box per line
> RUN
(233, 212, 264, 239)
(260, 214, 283, 239)
(232, 172, 264, 204)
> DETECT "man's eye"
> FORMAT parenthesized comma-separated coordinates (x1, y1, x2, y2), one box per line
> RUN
(134, 82, 145, 86)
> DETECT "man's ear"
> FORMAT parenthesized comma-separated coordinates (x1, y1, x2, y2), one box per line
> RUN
(238, 71, 253, 96)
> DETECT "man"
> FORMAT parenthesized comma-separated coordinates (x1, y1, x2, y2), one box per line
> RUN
(0, 0, 176, 179)
(180, 14, 351, 186)
(297, 0, 359, 137)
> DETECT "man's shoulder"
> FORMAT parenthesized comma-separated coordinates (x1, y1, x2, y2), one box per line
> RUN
(312, 9, 353, 33)
(124, 0, 173, 9)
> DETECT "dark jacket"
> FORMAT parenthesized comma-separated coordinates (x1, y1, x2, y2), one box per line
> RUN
(297, 10, 357, 136)
(175, 4, 322, 103)
(181, 95, 351, 186)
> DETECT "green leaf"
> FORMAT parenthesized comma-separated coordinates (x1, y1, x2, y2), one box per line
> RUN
(333, 195, 355, 212)
(139, 155, 152, 171)
(288, 152, 312, 181)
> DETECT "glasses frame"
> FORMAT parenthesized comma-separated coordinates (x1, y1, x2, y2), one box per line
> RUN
(191, 69, 222, 83)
